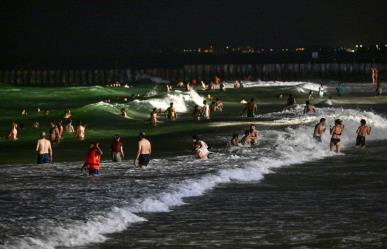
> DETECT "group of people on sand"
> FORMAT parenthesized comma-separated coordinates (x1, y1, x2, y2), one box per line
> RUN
(313, 118, 372, 153)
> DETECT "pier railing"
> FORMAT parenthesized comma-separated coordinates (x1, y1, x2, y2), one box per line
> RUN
(0, 63, 385, 86)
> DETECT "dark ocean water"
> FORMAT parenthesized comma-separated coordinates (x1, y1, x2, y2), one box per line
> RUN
(95, 141, 387, 249)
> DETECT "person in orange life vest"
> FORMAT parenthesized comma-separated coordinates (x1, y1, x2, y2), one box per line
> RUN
(82, 142, 103, 176)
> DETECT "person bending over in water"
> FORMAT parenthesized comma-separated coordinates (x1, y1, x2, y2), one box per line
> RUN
(8, 122, 18, 140)
(36, 132, 52, 164)
(82, 142, 103, 176)
(231, 133, 239, 146)
(304, 101, 316, 114)
(330, 119, 344, 153)
(111, 135, 124, 162)
(192, 135, 209, 160)
(166, 103, 177, 120)
(249, 124, 259, 145)
(313, 118, 326, 142)
(356, 119, 372, 148)
(240, 130, 252, 145)
(134, 132, 151, 168)
(241, 98, 257, 118)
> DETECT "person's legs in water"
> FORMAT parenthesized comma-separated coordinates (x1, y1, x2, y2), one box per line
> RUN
(138, 154, 150, 168)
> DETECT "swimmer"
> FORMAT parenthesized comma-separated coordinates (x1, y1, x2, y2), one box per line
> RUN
(214, 98, 223, 111)
(121, 108, 128, 118)
(240, 130, 252, 145)
(177, 81, 185, 88)
(134, 132, 151, 168)
(286, 94, 296, 106)
(32, 121, 40, 129)
(192, 105, 201, 120)
(234, 81, 241, 88)
(336, 82, 344, 96)
(65, 120, 75, 133)
(201, 100, 210, 119)
(150, 108, 160, 126)
(231, 133, 239, 146)
(76, 122, 86, 140)
(356, 119, 372, 148)
(330, 119, 344, 153)
(8, 122, 18, 140)
(313, 118, 326, 142)
(36, 132, 52, 164)
(308, 90, 314, 100)
(318, 84, 324, 98)
(21, 108, 28, 116)
(209, 82, 216, 90)
(220, 82, 226, 91)
(64, 109, 72, 119)
(111, 135, 124, 162)
(249, 124, 259, 144)
(82, 142, 103, 176)
(192, 135, 209, 160)
(166, 103, 177, 120)
(57, 121, 64, 138)
(304, 101, 316, 114)
(49, 122, 60, 143)
(241, 98, 257, 118)
(371, 65, 378, 85)
(210, 101, 216, 114)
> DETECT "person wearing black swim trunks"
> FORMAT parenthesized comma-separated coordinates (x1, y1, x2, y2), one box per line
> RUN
(356, 119, 371, 148)
(330, 119, 344, 153)
(134, 132, 151, 168)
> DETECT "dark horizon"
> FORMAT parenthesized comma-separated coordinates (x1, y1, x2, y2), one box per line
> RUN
(2, 0, 387, 58)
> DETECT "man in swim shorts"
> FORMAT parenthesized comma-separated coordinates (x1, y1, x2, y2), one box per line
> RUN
(241, 98, 257, 117)
(134, 132, 151, 168)
(313, 118, 326, 142)
(330, 119, 344, 153)
(356, 119, 372, 148)
(36, 132, 52, 164)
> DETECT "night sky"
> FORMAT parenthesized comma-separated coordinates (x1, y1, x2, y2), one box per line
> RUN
(2, 0, 387, 57)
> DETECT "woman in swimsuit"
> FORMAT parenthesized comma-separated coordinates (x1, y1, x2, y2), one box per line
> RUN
(330, 119, 344, 153)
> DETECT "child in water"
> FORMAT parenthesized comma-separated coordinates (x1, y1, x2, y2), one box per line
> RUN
(231, 134, 239, 146)
(356, 119, 372, 148)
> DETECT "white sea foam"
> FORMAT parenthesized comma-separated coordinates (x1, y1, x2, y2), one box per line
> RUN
(134, 74, 169, 84)
(2, 107, 387, 249)
(129, 90, 204, 112)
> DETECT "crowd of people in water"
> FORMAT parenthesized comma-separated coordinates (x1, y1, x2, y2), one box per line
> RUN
(5, 66, 382, 176)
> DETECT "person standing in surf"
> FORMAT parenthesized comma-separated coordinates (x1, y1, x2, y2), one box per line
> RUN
(111, 135, 124, 162)
(330, 119, 344, 153)
(166, 103, 177, 120)
(304, 101, 316, 114)
(201, 100, 210, 119)
(313, 118, 326, 142)
(356, 119, 372, 148)
(82, 142, 103, 176)
(192, 135, 209, 160)
(134, 132, 151, 168)
(36, 132, 52, 164)
(241, 98, 257, 118)
(371, 65, 378, 85)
